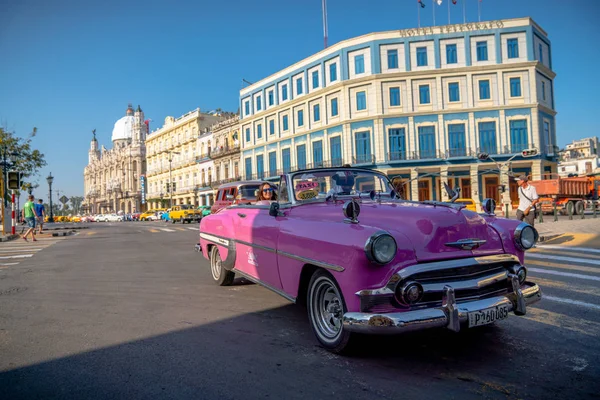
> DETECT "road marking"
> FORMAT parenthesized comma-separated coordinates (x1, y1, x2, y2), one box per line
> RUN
(524, 308, 600, 337)
(159, 228, 176, 232)
(0, 248, 44, 251)
(531, 249, 600, 261)
(528, 267, 600, 282)
(526, 261, 600, 274)
(537, 244, 600, 254)
(527, 253, 600, 266)
(187, 227, 198, 231)
(0, 254, 33, 259)
(149, 229, 159, 233)
(534, 277, 600, 298)
(543, 295, 600, 311)
(0, 262, 20, 266)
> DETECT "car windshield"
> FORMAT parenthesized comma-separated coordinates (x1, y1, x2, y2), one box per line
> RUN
(179, 204, 192, 210)
(239, 185, 260, 199)
(291, 168, 395, 202)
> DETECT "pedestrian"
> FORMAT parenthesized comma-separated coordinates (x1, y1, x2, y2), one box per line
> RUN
(35, 199, 46, 234)
(21, 194, 38, 242)
(516, 175, 539, 226)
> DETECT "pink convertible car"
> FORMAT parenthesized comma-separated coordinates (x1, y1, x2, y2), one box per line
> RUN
(198, 167, 541, 353)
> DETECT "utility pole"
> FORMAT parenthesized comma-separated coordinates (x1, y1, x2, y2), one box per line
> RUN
(168, 150, 180, 208)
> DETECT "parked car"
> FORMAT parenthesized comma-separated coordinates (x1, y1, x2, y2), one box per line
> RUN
(454, 198, 477, 212)
(198, 205, 212, 218)
(211, 180, 264, 214)
(198, 167, 541, 353)
(169, 204, 202, 223)
(100, 213, 124, 222)
(140, 209, 165, 221)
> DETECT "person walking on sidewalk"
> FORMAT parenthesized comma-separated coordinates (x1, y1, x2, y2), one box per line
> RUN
(34, 199, 46, 234)
(21, 194, 39, 242)
(516, 175, 539, 226)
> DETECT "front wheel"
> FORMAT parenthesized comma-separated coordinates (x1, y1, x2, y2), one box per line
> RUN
(307, 270, 354, 354)
(210, 246, 234, 286)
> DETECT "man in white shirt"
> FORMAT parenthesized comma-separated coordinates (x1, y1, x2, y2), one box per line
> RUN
(516, 175, 539, 226)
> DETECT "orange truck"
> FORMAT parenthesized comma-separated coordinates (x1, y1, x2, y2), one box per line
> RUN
(528, 175, 599, 215)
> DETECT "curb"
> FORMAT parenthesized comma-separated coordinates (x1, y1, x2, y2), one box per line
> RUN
(44, 226, 89, 231)
(52, 231, 75, 237)
(0, 234, 20, 242)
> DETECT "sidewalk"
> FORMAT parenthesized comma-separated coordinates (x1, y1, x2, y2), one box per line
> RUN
(531, 217, 600, 241)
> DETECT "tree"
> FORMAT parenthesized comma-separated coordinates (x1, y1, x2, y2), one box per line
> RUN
(0, 127, 46, 199)
(69, 196, 84, 215)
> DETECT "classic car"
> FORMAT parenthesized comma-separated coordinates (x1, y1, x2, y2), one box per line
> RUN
(140, 209, 165, 221)
(455, 198, 477, 212)
(198, 205, 212, 218)
(169, 204, 202, 223)
(198, 167, 541, 353)
(211, 181, 263, 214)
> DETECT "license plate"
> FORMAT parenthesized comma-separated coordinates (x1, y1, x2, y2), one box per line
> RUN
(468, 305, 509, 327)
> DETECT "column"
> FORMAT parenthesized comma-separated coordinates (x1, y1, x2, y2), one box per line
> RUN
(410, 169, 419, 201)
(500, 164, 511, 206)
(470, 165, 481, 207)
(531, 159, 543, 180)
(440, 166, 449, 202)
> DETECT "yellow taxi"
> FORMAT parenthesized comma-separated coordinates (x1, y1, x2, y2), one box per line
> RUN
(455, 198, 477, 212)
(140, 209, 165, 221)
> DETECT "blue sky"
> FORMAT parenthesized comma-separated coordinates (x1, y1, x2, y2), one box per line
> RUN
(0, 0, 598, 197)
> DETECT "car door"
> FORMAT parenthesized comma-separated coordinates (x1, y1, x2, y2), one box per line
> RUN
(232, 205, 282, 290)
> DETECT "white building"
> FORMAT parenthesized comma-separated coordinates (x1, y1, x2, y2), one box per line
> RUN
(238, 17, 557, 209)
(558, 137, 600, 177)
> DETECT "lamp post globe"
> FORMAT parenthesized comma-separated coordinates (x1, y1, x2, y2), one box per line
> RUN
(46, 173, 54, 223)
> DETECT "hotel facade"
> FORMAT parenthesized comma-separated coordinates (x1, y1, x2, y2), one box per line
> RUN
(238, 18, 557, 208)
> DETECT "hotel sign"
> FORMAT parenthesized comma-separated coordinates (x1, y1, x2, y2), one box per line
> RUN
(140, 175, 146, 204)
(397, 20, 504, 37)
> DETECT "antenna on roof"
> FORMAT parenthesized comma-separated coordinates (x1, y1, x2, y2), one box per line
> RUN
(322, 0, 329, 49)
(242, 79, 253, 88)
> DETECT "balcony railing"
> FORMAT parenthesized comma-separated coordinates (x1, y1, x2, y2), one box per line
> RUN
(352, 154, 376, 165)
(546, 144, 559, 156)
(196, 153, 211, 163)
(209, 144, 241, 160)
(387, 151, 407, 161)
(209, 176, 243, 189)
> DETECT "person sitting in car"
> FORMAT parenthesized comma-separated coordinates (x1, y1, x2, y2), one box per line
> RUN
(255, 182, 278, 205)
(331, 164, 355, 194)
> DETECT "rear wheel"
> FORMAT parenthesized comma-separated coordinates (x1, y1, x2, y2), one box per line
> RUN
(210, 246, 234, 286)
(575, 201, 585, 215)
(307, 270, 354, 354)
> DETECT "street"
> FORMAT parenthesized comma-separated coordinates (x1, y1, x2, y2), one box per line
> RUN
(0, 223, 597, 399)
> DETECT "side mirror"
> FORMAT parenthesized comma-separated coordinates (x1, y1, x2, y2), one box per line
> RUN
(477, 152, 490, 161)
(225, 194, 234, 201)
(269, 202, 281, 217)
(521, 148, 538, 158)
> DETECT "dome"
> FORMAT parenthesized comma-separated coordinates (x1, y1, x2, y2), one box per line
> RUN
(111, 115, 135, 142)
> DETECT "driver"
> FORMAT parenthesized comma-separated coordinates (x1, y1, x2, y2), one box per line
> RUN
(331, 164, 355, 194)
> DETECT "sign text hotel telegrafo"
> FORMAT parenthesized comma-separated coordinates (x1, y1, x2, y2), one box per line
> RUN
(398, 20, 504, 37)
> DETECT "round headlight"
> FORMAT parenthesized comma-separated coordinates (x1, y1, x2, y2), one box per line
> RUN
(365, 232, 397, 265)
(515, 222, 538, 250)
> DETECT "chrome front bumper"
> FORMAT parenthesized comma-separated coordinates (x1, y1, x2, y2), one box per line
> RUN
(343, 279, 541, 334)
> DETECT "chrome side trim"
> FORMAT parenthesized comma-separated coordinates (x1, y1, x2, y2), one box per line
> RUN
(232, 268, 296, 303)
(235, 239, 277, 254)
(277, 250, 345, 272)
(343, 281, 541, 334)
(200, 232, 230, 246)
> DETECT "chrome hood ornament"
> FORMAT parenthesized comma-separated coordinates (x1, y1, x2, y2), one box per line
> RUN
(445, 238, 487, 250)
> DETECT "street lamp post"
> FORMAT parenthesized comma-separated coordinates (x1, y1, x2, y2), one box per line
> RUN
(168, 151, 180, 208)
(159, 192, 164, 209)
(46, 173, 54, 223)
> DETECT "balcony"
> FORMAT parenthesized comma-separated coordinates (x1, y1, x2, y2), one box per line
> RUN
(352, 154, 376, 165)
(387, 151, 407, 162)
(209, 144, 241, 160)
(196, 153, 211, 163)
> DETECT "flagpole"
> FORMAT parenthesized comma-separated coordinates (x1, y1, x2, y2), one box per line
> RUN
(418, 1, 421, 28)
(448, 0, 451, 24)
(432, 1, 436, 26)
(463, 0, 466, 23)
(478, 0, 481, 22)
(322, 0, 328, 49)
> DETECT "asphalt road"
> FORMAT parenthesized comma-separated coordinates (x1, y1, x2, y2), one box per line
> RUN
(0, 222, 598, 399)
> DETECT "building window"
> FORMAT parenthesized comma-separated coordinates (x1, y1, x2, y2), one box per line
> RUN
(256, 155, 264, 179)
(416, 47, 428, 66)
(282, 148, 291, 173)
(282, 84, 288, 101)
(544, 121, 551, 146)
(418, 126, 436, 159)
(245, 128, 250, 142)
(448, 124, 466, 157)
(256, 95, 262, 112)
(389, 87, 401, 107)
(269, 151, 277, 176)
(312, 71, 319, 89)
(419, 85, 430, 104)
(510, 77, 522, 97)
(507, 38, 519, 59)
(269, 120, 275, 135)
(354, 132, 372, 164)
(478, 121, 497, 154)
(296, 77, 303, 95)
(244, 101, 250, 116)
(297, 110, 305, 127)
(542, 81, 546, 101)
(476, 41, 488, 61)
(283, 115, 289, 131)
(387, 49, 398, 69)
(509, 119, 528, 152)
(388, 128, 406, 160)
(331, 98, 338, 117)
(446, 44, 457, 64)
(479, 80, 491, 100)
(313, 140, 323, 167)
(329, 62, 337, 82)
(356, 91, 367, 110)
(296, 144, 307, 170)
(313, 104, 320, 122)
(448, 82, 460, 102)
(354, 54, 365, 74)
(539, 43, 543, 63)
(330, 136, 342, 166)
(256, 124, 262, 139)
(245, 157, 252, 180)
(268, 90, 274, 106)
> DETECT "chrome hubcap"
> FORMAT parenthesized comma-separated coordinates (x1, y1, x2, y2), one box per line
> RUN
(210, 248, 221, 280)
(311, 279, 343, 340)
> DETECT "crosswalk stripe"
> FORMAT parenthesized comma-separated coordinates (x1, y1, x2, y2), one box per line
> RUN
(537, 244, 600, 255)
(528, 267, 600, 282)
(0, 254, 33, 259)
(0, 248, 43, 252)
(0, 262, 20, 266)
(527, 254, 600, 266)
(159, 228, 176, 232)
(524, 308, 600, 337)
(526, 261, 600, 275)
(543, 296, 600, 311)
(187, 227, 198, 231)
(531, 249, 600, 261)
(534, 277, 600, 298)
